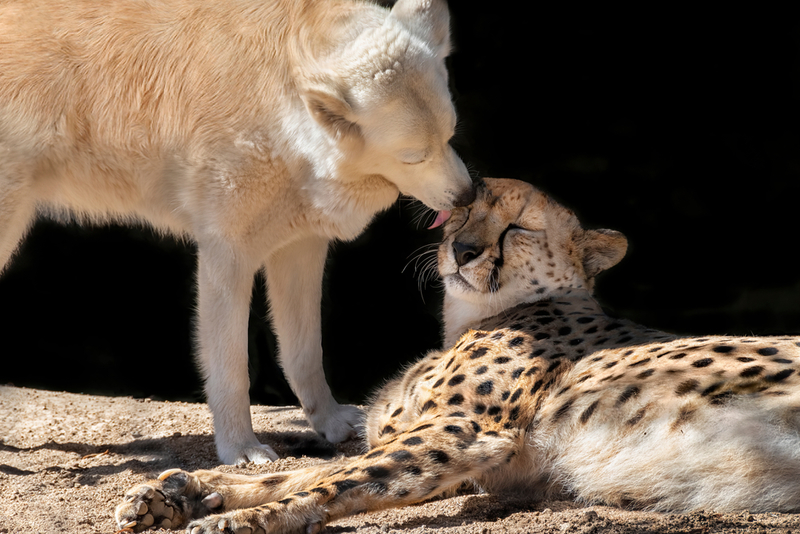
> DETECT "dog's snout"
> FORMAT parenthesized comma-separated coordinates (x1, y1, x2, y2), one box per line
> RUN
(453, 241, 483, 267)
(452, 182, 477, 208)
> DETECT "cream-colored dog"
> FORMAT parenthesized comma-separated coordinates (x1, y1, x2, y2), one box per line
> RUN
(0, 0, 474, 464)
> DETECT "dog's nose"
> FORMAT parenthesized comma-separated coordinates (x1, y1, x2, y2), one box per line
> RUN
(453, 241, 483, 267)
(453, 182, 477, 208)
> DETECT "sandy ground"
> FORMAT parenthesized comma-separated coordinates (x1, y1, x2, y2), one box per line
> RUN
(2, 385, 800, 534)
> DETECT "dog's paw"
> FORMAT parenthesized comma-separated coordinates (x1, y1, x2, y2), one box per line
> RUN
(217, 438, 280, 465)
(114, 469, 220, 531)
(309, 403, 363, 444)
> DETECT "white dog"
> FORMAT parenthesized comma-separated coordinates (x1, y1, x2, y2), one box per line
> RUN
(0, 0, 474, 464)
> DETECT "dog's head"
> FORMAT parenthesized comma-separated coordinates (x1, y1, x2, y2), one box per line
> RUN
(298, 0, 475, 213)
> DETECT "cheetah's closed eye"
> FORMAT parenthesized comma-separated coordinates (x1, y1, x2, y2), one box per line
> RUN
(116, 178, 800, 534)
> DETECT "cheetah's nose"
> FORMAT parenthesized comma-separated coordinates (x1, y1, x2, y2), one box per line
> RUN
(453, 241, 483, 267)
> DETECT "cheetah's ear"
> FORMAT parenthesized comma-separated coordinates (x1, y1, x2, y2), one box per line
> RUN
(581, 229, 628, 278)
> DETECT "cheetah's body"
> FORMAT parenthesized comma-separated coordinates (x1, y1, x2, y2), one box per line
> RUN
(116, 179, 800, 534)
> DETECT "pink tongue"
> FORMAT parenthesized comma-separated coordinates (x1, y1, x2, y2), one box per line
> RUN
(428, 210, 451, 229)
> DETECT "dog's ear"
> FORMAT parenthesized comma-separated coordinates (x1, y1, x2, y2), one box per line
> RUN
(300, 85, 362, 143)
(391, 0, 451, 57)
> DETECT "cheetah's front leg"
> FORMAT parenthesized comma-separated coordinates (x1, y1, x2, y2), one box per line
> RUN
(115, 460, 348, 531)
(185, 416, 521, 534)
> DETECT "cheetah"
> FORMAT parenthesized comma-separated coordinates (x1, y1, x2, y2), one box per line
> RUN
(116, 178, 800, 533)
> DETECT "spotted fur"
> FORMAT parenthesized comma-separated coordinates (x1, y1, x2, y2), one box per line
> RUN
(116, 178, 800, 534)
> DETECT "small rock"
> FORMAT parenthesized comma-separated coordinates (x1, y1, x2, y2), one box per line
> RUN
(582, 510, 599, 523)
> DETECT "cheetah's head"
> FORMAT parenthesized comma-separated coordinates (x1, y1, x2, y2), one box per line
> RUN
(438, 178, 628, 345)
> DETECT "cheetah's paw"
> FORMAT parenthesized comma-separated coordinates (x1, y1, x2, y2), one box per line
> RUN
(115, 469, 222, 531)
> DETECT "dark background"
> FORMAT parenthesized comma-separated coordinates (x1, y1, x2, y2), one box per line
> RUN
(2, 5, 799, 406)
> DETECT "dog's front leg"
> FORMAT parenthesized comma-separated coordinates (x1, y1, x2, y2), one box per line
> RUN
(196, 239, 279, 465)
(265, 236, 362, 444)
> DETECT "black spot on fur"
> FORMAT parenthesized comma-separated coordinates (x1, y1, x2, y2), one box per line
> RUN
(530, 379, 544, 395)
(333, 480, 359, 494)
(404, 465, 422, 476)
(380, 425, 395, 436)
(577, 317, 594, 324)
(636, 369, 655, 379)
(737, 357, 756, 362)
(470, 347, 489, 359)
(546, 361, 561, 373)
(766, 369, 795, 382)
(432, 378, 444, 388)
(692, 358, 714, 368)
(494, 356, 512, 364)
(508, 337, 525, 347)
(448, 393, 465, 406)
(475, 365, 489, 375)
(444, 425, 463, 435)
(758, 347, 779, 356)
(509, 406, 520, 421)
(531, 348, 548, 358)
(626, 406, 647, 426)
(487, 406, 502, 416)
(471, 421, 482, 433)
(410, 423, 433, 433)
(617, 385, 640, 405)
(558, 326, 572, 336)
(311, 487, 330, 496)
(512, 367, 525, 379)
(580, 400, 600, 424)
(448, 375, 466, 386)
(420, 400, 436, 413)
(628, 358, 650, 368)
(713, 345, 735, 354)
(676, 379, 699, 396)
(700, 382, 724, 397)
(365, 449, 384, 460)
(535, 332, 551, 340)
(604, 361, 618, 369)
(669, 353, 687, 360)
(740, 366, 764, 378)
(509, 389, 523, 403)
(552, 399, 574, 421)
(605, 323, 624, 331)
(391, 407, 403, 418)
(389, 450, 413, 462)
(773, 358, 793, 364)
(364, 466, 390, 479)
(476, 380, 494, 395)
(428, 450, 450, 464)
(278, 498, 293, 505)
(473, 403, 486, 415)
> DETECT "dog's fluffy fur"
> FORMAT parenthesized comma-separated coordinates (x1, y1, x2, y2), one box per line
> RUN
(0, 0, 474, 464)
